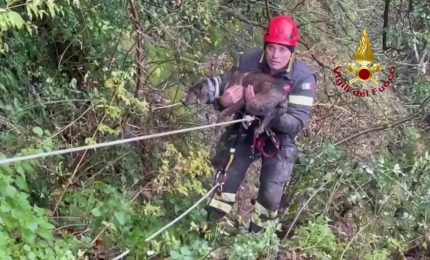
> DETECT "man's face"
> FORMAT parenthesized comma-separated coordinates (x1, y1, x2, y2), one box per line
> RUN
(264, 43, 292, 72)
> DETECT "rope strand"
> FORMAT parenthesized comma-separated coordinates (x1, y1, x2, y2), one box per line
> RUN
(0, 116, 255, 166)
(144, 183, 220, 242)
(0, 116, 256, 258)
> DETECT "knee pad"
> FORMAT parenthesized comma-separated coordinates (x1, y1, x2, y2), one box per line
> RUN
(258, 181, 287, 211)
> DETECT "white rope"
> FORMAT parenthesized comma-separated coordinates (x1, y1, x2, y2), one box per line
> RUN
(0, 116, 255, 166)
(145, 183, 220, 242)
(111, 183, 221, 258)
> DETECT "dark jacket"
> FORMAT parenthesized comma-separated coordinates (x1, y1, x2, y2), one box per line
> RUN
(216, 48, 317, 140)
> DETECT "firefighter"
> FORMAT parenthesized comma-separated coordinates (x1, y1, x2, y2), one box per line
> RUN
(202, 15, 317, 233)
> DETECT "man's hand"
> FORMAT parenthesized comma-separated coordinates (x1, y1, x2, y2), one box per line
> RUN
(244, 84, 255, 101)
(219, 84, 243, 107)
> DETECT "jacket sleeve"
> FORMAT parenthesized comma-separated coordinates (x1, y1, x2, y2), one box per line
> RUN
(211, 52, 245, 110)
(269, 74, 317, 138)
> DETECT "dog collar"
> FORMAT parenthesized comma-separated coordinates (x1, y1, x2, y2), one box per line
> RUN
(207, 76, 221, 103)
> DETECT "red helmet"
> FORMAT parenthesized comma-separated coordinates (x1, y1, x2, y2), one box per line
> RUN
(264, 16, 300, 47)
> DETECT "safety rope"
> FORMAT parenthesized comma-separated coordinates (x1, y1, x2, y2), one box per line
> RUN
(109, 183, 220, 258)
(0, 115, 256, 257)
(145, 183, 220, 242)
(0, 116, 255, 166)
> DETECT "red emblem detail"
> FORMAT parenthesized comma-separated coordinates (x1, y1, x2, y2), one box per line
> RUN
(358, 68, 371, 80)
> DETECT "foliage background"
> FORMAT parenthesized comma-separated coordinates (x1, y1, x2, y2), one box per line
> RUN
(0, 0, 429, 259)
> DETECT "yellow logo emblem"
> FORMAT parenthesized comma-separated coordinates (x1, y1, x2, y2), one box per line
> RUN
(346, 29, 382, 84)
(332, 29, 396, 97)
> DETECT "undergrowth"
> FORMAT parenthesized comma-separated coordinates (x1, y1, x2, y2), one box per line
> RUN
(0, 0, 429, 259)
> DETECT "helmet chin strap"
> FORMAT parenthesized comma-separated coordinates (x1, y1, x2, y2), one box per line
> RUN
(286, 53, 295, 73)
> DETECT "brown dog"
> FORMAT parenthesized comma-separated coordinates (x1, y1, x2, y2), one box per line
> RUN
(184, 71, 289, 135)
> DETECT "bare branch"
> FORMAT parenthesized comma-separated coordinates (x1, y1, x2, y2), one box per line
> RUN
(218, 6, 265, 28)
(128, 0, 147, 98)
(335, 94, 430, 146)
(382, 0, 391, 50)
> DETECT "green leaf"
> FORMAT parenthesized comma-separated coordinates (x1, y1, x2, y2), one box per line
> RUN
(21, 162, 34, 173)
(7, 11, 25, 29)
(27, 252, 36, 260)
(4, 185, 16, 197)
(170, 250, 181, 259)
(37, 224, 53, 240)
(180, 246, 192, 256)
(16, 165, 25, 175)
(26, 221, 38, 232)
(21, 229, 36, 244)
(114, 211, 127, 226)
(15, 175, 28, 192)
(91, 207, 101, 217)
(32, 127, 44, 136)
(0, 201, 11, 213)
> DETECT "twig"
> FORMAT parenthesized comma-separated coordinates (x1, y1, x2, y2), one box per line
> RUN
(50, 105, 95, 139)
(75, 228, 90, 237)
(112, 250, 130, 260)
(337, 2, 360, 32)
(382, 0, 391, 50)
(83, 151, 132, 185)
(323, 169, 348, 216)
(283, 181, 329, 239)
(52, 89, 121, 215)
(340, 221, 372, 258)
(54, 223, 87, 231)
(291, 0, 305, 12)
(144, 183, 220, 242)
(128, 0, 147, 97)
(335, 94, 430, 146)
(12, 99, 92, 116)
(264, 0, 270, 20)
(314, 103, 351, 114)
(298, 40, 331, 69)
(90, 183, 152, 247)
(219, 6, 265, 28)
(168, 82, 181, 122)
(151, 102, 182, 112)
(0, 115, 21, 133)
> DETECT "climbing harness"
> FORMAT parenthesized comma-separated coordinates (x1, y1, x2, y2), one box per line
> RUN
(247, 116, 281, 159)
(251, 129, 281, 158)
(211, 115, 281, 195)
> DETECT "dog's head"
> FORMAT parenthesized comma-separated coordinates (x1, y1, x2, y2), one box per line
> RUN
(182, 80, 211, 105)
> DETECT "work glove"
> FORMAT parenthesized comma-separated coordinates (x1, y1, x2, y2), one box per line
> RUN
(241, 114, 256, 130)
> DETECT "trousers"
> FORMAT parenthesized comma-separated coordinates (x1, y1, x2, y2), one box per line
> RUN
(206, 123, 298, 232)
